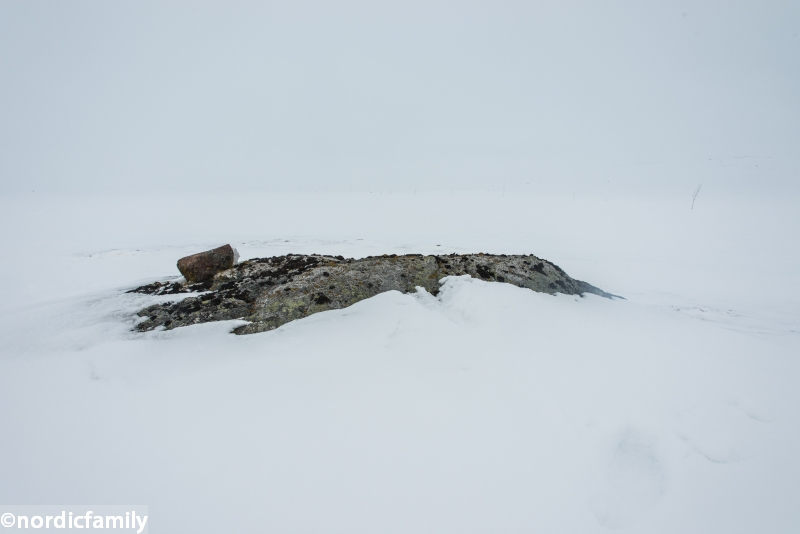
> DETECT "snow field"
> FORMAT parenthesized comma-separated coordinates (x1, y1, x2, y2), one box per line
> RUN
(0, 191, 798, 532)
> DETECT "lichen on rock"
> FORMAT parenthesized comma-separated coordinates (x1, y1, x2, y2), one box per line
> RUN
(131, 253, 617, 335)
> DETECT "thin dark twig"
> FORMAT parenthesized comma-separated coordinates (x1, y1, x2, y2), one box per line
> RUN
(692, 184, 702, 209)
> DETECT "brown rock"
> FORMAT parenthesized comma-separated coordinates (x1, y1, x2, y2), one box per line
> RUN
(177, 244, 237, 283)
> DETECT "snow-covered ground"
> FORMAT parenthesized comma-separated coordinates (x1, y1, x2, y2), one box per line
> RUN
(0, 190, 798, 532)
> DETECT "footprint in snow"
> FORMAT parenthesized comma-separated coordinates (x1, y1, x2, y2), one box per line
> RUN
(591, 428, 666, 529)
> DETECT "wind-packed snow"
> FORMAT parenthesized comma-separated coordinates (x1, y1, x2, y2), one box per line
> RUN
(0, 191, 798, 532)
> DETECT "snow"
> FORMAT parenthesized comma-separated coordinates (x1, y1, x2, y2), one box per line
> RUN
(0, 191, 799, 533)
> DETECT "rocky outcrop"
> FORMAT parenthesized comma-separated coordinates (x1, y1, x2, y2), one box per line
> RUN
(131, 253, 617, 335)
(177, 245, 238, 283)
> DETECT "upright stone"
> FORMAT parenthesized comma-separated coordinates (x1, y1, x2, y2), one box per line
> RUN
(177, 244, 237, 283)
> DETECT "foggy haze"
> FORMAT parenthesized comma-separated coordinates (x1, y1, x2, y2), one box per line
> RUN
(3, 4, 800, 532)
(1, 1, 798, 196)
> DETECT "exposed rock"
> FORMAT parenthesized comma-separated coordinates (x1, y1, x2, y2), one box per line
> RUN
(131, 253, 618, 335)
(125, 279, 212, 295)
(176, 244, 237, 283)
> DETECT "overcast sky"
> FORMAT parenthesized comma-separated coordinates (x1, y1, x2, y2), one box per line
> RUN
(1, 1, 798, 195)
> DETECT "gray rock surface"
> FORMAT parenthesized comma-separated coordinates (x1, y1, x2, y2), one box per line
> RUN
(132, 253, 618, 335)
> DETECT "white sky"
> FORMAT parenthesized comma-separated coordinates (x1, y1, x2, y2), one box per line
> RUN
(1, 0, 798, 195)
